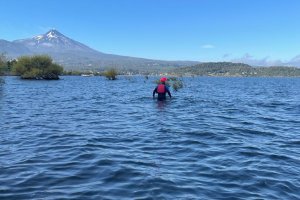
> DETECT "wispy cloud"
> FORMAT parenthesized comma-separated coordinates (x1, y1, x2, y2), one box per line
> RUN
(230, 53, 284, 66)
(282, 54, 300, 67)
(222, 53, 231, 58)
(201, 44, 215, 49)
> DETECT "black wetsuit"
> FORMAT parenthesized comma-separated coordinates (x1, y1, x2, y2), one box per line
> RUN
(153, 84, 172, 101)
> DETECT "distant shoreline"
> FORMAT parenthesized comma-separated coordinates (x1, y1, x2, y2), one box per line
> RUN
(1, 74, 300, 78)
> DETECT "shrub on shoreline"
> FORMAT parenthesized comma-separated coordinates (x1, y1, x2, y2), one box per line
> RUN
(104, 68, 117, 80)
(12, 55, 63, 80)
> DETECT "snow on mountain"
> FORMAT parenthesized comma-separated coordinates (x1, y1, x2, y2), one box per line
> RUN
(13, 29, 98, 54)
(34, 35, 43, 40)
(46, 31, 57, 39)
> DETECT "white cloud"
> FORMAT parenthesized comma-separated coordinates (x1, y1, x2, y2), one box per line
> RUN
(284, 54, 300, 67)
(230, 53, 284, 66)
(201, 44, 215, 49)
(217, 53, 300, 67)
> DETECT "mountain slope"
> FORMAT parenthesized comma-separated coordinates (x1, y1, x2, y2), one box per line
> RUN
(0, 39, 31, 57)
(0, 30, 199, 70)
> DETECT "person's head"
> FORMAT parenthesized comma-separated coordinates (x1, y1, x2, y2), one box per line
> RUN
(160, 77, 167, 84)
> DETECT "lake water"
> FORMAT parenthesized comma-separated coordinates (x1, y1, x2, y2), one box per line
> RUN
(0, 76, 300, 199)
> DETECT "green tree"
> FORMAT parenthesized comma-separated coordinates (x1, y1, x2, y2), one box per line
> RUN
(12, 55, 63, 79)
(169, 77, 183, 91)
(104, 68, 118, 80)
(6, 59, 17, 74)
(0, 53, 7, 75)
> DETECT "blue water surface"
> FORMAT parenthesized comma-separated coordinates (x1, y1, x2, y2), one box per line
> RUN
(0, 76, 300, 199)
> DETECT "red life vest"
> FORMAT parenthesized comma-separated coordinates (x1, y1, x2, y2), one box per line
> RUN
(157, 84, 166, 93)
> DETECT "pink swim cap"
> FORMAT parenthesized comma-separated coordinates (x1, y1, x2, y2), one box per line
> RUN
(160, 77, 167, 82)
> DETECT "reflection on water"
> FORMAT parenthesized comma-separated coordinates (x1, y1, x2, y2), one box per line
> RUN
(0, 76, 300, 199)
(155, 99, 170, 111)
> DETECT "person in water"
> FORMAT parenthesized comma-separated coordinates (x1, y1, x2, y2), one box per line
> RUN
(153, 77, 172, 101)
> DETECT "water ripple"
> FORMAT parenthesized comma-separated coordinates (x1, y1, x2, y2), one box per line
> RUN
(1, 76, 300, 199)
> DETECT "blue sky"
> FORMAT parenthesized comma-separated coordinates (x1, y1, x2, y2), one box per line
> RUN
(1, 0, 300, 65)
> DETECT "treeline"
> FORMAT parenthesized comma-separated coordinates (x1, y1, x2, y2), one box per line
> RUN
(2, 54, 300, 77)
(175, 62, 300, 77)
(253, 66, 300, 76)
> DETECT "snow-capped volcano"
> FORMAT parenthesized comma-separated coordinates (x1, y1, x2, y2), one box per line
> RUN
(14, 29, 96, 53)
(34, 30, 61, 41)
(0, 29, 199, 70)
(33, 29, 73, 44)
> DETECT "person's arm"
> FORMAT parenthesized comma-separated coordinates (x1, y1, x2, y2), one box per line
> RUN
(153, 87, 157, 98)
(166, 87, 172, 98)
